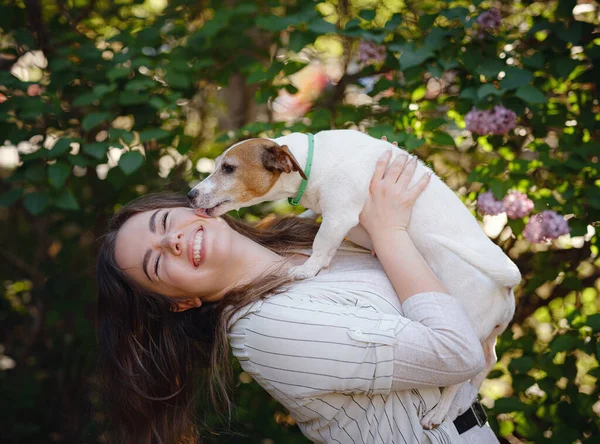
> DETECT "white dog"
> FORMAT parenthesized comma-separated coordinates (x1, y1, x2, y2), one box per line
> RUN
(187, 129, 521, 429)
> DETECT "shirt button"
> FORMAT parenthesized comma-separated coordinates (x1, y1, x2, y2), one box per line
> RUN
(355, 330, 363, 336)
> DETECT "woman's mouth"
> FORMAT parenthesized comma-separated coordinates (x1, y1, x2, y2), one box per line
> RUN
(189, 227, 205, 267)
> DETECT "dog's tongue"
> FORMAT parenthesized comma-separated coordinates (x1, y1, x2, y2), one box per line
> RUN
(194, 208, 210, 217)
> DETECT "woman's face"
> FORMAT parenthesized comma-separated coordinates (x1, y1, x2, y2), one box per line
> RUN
(115, 207, 238, 308)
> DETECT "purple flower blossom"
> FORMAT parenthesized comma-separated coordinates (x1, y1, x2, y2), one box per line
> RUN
(523, 211, 570, 243)
(503, 191, 534, 219)
(477, 191, 506, 216)
(358, 41, 387, 65)
(465, 106, 517, 135)
(477, 8, 502, 31)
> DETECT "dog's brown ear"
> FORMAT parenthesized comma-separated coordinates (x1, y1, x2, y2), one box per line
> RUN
(262, 144, 307, 179)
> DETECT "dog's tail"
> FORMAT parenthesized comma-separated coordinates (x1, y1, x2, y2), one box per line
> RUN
(428, 234, 522, 288)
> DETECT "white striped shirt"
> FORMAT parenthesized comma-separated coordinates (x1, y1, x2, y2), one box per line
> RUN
(228, 245, 499, 443)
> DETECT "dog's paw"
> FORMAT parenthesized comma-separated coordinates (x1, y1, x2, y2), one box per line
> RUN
(420, 408, 446, 430)
(288, 263, 321, 280)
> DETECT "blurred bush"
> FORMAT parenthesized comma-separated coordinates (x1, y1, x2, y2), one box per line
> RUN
(0, 0, 598, 443)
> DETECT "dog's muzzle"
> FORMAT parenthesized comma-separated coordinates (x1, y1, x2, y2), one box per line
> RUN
(187, 188, 199, 206)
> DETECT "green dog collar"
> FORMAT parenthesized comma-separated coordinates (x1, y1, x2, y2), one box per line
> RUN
(288, 133, 314, 206)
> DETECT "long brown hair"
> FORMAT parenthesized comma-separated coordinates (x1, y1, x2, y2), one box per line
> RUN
(96, 193, 319, 444)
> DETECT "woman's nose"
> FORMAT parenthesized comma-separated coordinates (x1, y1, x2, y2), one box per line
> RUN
(161, 232, 183, 255)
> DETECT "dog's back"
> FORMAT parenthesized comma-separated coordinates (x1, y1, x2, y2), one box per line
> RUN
(311, 129, 520, 338)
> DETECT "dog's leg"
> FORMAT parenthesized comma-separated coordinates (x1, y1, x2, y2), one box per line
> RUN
(421, 328, 502, 429)
(420, 383, 461, 429)
(289, 211, 360, 279)
(470, 328, 502, 391)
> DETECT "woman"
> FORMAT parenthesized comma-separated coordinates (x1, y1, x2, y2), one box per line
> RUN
(97, 151, 500, 443)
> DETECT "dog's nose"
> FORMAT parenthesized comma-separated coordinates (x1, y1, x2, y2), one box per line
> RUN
(187, 188, 199, 202)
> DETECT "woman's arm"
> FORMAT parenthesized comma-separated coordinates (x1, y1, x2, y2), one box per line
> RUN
(358, 151, 485, 388)
(229, 293, 484, 398)
(360, 151, 447, 301)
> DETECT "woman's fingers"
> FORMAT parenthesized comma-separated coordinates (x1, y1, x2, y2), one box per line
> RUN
(394, 156, 417, 188)
(372, 150, 392, 185)
(407, 171, 432, 200)
(381, 135, 399, 146)
(384, 155, 410, 184)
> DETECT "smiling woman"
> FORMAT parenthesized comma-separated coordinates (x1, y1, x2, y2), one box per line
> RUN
(96, 154, 498, 444)
(96, 193, 320, 443)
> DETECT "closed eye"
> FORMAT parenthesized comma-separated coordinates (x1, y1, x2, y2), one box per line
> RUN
(162, 210, 169, 232)
(154, 210, 170, 278)
(154, 254, 160, 278)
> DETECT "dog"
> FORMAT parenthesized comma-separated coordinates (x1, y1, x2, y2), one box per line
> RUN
(187, 129, 521, 429)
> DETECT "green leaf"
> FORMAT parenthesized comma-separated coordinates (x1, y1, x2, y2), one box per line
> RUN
(82, 112, 112, 131)
(54, 190, 79, 211)
(93, 84, 116, 97)
(487, 369, 503, 379)
(431, 131, 455, 146)
(289, 33, 314, 52)
(139, 128, 170, 142)
(549, 58, 578, 79)
(397, 44, 434, 70)
(307, 19, 337, 34)
(107, 67, 130, 82)
(165, 70, 191, 88)
(73, 92, 99, 107)
(478, 84, 504, 100)
(0, 188, 24, 208)
(119, 91, 148, 106)
(586, 314, 600, 332)
(367, 125, 405, 143)
(405, 135, 424, 151)
(124, 78, 156, 92)
(423, 118, 446, 131)
(23, 191, 49, 215)
(385, 14, 403, 31)
(459, 87, 478, 102)
(83, 142, 110, 160)
(359, 10, 376, 21)
(500, 67, 533, 90)
(493, 398, 537, 414)
(256, 16, 290, 31)
(423, 28, 450, 52)
(25, 163, 46, 182)
(110, 128, 134, 145)
(119, 151, 145, 175)
(523, 53, 544, 70)
(50, 138, 75, 158)
(516, 86, 547, 104)
(48, 162, 70, 188)
(149, 96, 167, 110)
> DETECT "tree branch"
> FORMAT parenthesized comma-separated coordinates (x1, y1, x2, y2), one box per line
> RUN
(24, 0, 50, 54)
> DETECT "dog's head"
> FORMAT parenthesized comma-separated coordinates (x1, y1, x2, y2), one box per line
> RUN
(187, 138, 307, 216)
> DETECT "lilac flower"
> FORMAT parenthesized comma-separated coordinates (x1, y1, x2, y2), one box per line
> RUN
(465, 106, 517, 136)
(477, 8, 502, 31)
(523, 211, 570, 243)
(503, 191, 534, 219)
(358, 41, 387, 65)
(490, 106, 517, 135)
(477, 191, 506, 216)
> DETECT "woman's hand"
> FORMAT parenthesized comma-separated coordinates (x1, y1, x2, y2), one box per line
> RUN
(359, 150, 431, 242)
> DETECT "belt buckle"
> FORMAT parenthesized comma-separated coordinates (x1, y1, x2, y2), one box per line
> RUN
(471, 400, 488, 427)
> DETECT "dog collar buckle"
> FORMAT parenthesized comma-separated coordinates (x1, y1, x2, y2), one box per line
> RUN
(289, 133, 314, 207)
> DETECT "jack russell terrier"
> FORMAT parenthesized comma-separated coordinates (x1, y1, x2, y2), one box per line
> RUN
(187, 129, 521, 429)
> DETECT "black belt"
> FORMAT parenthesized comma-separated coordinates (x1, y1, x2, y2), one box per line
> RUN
(453, 400, 488, 434)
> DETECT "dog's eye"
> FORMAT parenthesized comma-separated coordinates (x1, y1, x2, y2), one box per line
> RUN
(222, 163, 236, 174)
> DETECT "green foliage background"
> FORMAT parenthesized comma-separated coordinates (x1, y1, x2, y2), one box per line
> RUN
(0, 0, 598, 443)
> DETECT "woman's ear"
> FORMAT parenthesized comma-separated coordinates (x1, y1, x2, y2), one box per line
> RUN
(173, 297, 203, 312)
